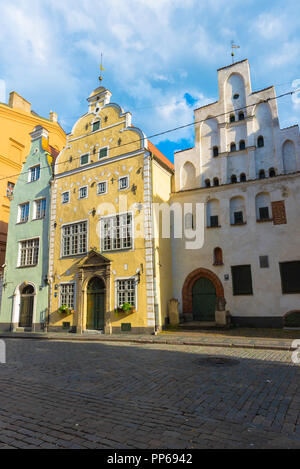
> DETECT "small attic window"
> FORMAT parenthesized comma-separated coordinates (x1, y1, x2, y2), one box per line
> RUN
(233, 93, 239, 99)
(92, 121, 100, 132)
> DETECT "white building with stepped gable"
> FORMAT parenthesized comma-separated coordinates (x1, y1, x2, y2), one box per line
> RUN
(171, 59, 300, 328)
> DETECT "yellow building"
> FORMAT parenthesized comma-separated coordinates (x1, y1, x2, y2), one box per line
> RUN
(48, 85, 174, 334)
(0, 91, 66, 272)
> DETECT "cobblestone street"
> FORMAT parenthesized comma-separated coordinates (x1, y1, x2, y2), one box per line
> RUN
(0, 339, 300, 449)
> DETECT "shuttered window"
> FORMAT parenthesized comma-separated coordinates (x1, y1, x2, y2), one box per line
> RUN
(279, 261, 300, 293)
(210, 215, 219, 227)
(231, 265, 253, 295)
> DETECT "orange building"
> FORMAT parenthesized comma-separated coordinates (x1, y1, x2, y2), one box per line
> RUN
(0, 91, 66, 274)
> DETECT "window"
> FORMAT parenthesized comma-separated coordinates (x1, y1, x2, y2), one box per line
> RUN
(259, 256, 269, 268)
(230, 196, 246, 225)
(213, 146, 219, 157)
(230, 114, 235, 123)
(92, 120, 100, 132)
(256, 193, 271, 221)
(19, 238, 39, 266)
(213, 247, 223, 266)
(97, 181, 107, 195)
(239, 140, 245, 150)
(231, 265, 253, 295)
(213, 177, 219, 186)
(257, 136, 264, 148)
(79, 186, 88, 199)
(259, 169, 265, 179)
(234, 211, 244, 224)
(280, 261, 300, 294)
(238, 112, 245, 121)
(6, 182, 14, 197)
(231, 174, 237, 183)
(116, 279, 136, 308)
(205, 179, 211, 187)
(35, 198, 46, 219)
(230, 143, 236, 152)
(29, 165, 40, 182)
(271, 200, 287, 225)
(19, 202, 29, 223)
(62, 221, 87, 257)
(62, 191, 70, 204)
(119, 176, 129, 190)
(99, 147, 108, 159)
(259, 206, 269, 220)
(80, 154, 89, 165)
(233, 93, 239, 100)
(240, 173, 246, 182)
(60, 283, 75, 309)
(210, 215, 219, 228)
(101, 213, 133, 251)
(207, 199, 220, 228)
(269, 168, 276, 177)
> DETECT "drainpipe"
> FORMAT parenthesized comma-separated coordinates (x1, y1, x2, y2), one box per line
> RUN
(149, 154, 160, 333)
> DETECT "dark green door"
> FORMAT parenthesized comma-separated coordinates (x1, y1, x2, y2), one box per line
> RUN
(19, 285, 34, 328)
(192, 277, 216, 321)
(86, 277, 105, 330)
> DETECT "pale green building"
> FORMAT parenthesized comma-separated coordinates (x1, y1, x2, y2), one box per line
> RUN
(0, 126, 57, 331)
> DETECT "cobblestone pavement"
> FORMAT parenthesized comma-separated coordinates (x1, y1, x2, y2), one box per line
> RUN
(0, 339, 300, 449)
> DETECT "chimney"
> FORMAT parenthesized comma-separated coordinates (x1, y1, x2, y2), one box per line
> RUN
(30, 125, 49, 142)
(49, 110, 58, 122)
(8, 91, 31, 113)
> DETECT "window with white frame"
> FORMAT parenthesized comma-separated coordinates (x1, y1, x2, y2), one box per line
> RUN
(19, 202, 29, 223)
(6, 182, 14, 197)
(34, 198, 46, 219)
(97, 181, 107, 195)
(92, 120, 100, 132)
(119, 176, 129, 190)
(62, 191, 70, 204)
(29, 165, 40, 182)
(19, 238, 39, 266)
(101, 213, 132, 251)
(60, 283, 75, 309)
(116, 279, 136, 308)
(62, 221, 87, 257)
(99, 147, 108, 159)
(80, 153, 89, 166)
(79, 186, 88, 199)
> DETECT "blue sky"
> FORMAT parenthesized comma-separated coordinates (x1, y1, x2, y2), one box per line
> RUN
(0, 0, 299, 162)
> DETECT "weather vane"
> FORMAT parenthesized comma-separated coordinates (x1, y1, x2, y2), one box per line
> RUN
(231, 41, 240, 64)
(99, 53, 105, 83)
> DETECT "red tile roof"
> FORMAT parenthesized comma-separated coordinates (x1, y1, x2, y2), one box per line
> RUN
(148, 141, 174, 172)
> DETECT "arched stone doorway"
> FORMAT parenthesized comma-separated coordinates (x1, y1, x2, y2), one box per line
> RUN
(86, 277, 105, 331)
(19, 284, 35, 328)
(182, 268, 225, 322)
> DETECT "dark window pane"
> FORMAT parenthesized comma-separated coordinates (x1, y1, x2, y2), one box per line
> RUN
(99, 147, 108, 159)
(210, 215, 219, 227)
(234, 211, 243, 224)
(92, 121, 100, 131)
(80, 154, 89, 165)
(259, 207, 269, 220)
(280, 261, 300, 293)
(231, 265, 253, 295)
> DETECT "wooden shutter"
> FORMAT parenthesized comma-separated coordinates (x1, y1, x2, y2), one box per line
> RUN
(271, 201, 287, 225)
(279, 261, 300, 293)
(231, 265, 253, 295)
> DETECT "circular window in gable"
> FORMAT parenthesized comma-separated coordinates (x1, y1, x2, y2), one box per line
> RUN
(233, 93, 239, 99)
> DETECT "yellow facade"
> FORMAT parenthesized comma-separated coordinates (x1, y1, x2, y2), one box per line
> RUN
(48, 86, 173, 333)
(0, 92, 66, 270)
